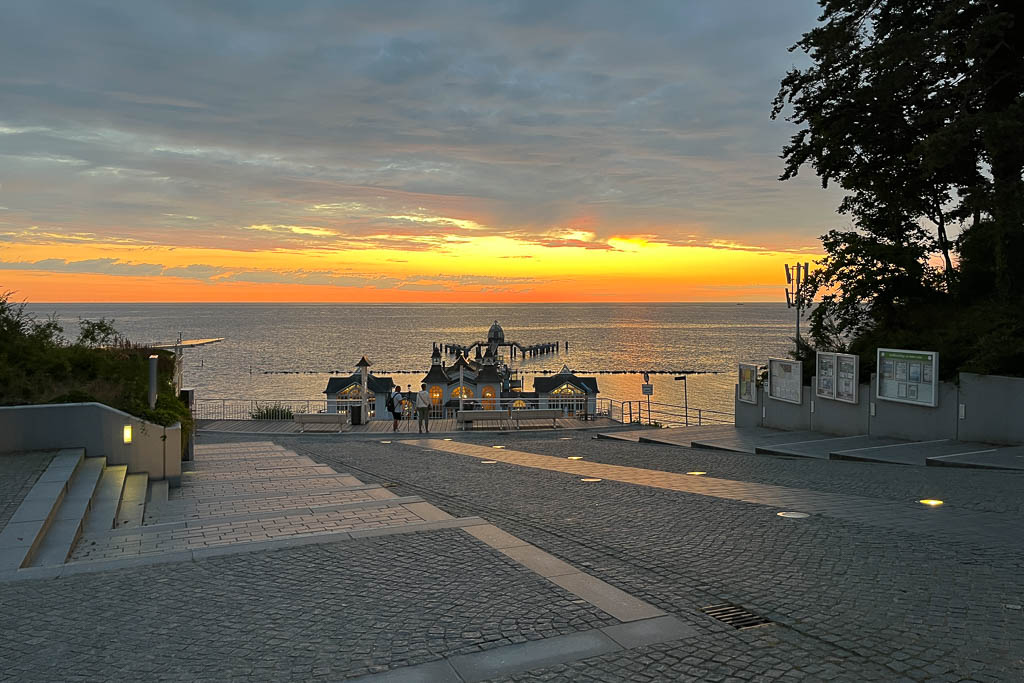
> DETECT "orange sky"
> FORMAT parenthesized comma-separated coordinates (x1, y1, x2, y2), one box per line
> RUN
(0, 228, 821, 303)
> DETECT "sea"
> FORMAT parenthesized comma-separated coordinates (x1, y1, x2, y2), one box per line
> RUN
(25, 303, 798, 416)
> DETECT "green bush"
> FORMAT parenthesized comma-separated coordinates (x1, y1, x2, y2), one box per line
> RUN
(250, 403, 294, 420)
(0, 290, 193, 436)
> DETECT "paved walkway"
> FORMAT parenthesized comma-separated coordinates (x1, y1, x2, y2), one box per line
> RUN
(407, 438, 1022, 547)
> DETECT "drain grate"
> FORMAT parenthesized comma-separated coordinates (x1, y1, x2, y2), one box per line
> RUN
(701, 603, 773, 629)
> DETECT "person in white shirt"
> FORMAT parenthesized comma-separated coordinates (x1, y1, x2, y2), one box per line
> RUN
(388, 386, 403, 432)
(415, 383, 431, 433)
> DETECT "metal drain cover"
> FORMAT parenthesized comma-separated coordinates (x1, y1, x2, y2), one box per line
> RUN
(701, 603, 773, 629)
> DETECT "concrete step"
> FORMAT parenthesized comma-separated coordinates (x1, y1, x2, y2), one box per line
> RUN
(29, 456, 106, 567)
(115, 474, 149, 528)
(81, 465, 128, 536)
(0, 448, 85, 571)
(184, 456, 316, 472)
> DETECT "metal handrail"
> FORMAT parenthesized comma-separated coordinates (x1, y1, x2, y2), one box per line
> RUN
(193, 395, 734, 427)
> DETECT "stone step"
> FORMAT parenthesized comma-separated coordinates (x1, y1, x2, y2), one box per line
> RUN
(115, 474, 149, 529)
(144, 485, 398, 523)
(194, 442, 283, 454)
(172, 473, 365, 499)
(190, 450, 299, 463)
(81, 465, 128, 536)
(29, 456, 106, 567)
(184, 456, 316, 472)
(180, 465, 336, 481)
(0, 448, 85, 571)
(71, 497, 432, 563)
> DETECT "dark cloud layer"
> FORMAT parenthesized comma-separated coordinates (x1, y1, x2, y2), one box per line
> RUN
(0, 0, 841, 248)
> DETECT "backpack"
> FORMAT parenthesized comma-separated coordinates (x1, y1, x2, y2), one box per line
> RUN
(386, 393, 396, 412)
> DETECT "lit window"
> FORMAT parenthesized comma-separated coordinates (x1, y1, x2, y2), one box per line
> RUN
(482, 386, 496, 409)
(452, 386, 474, 398)
(430, 386, 443, 405)
(550, 383, 584, 395)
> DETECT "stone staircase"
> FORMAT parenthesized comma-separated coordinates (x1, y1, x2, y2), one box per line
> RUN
(1, 441, 482, 579)
(0, 449, 147, 573)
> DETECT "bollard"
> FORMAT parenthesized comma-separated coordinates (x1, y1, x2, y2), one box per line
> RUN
(148, 354, 159, 409)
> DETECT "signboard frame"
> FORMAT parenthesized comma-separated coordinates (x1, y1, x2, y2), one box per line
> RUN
(835, 353, 859, 404)
(876, 348, 939, 407)
(815, 352, 836, 400)
(641, 383, 654, 396)
(738, 363, 758, 404)
(768, 358, 803, 405)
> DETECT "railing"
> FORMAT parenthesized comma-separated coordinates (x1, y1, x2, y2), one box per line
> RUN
(193, 399, 329, 421)
(194, 395, 734, 427)
(595, 398, 733, 427)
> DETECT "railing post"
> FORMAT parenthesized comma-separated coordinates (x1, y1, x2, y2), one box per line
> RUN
(698, 409, 702, 425)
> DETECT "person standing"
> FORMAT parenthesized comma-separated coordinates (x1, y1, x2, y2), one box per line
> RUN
(415, 383, 431, 434)
(388, 385, 403, 432)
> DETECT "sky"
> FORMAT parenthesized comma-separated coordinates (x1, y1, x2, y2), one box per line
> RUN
(0, 0, 843, 303)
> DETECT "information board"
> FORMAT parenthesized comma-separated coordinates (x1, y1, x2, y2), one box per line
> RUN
(815, 352, 836, 400)
(738, 364, 758, 404)
(835, 353, 859, 403)
(876, 348, 938, 407)
(641, 383, 653, 396)
(768, 358, 802, 404)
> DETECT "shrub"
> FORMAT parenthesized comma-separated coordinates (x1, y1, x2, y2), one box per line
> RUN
(250, 403, 294, 420)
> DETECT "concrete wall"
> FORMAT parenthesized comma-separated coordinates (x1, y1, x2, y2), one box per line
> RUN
(957, 373, 1024, 445)
(734, 384, 762, 428)
(868, 374, 958, 441)
(0, 403, 182, 487)
(763, 386, 812, 431)
(809, 382, 871, 436)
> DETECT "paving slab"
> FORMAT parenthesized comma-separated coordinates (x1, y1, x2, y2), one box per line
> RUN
(448, 629, 621, 682)
(830, 439, 985, 466)
(600, 615, 700, 649)
(756, 434, 905, 459)
(927, 444, 1024, 470)
(688, 428, 832, 454)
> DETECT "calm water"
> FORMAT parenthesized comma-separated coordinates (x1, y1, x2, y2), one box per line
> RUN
(26, 303, 796, 414)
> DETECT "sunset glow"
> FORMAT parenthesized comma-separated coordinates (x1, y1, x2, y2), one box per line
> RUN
(0, 1, 837, 303)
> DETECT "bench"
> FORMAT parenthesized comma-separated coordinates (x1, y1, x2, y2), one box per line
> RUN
(294, 413, 347, 433)
(510, 408, 563, 429)
(456, 409, 510, 430)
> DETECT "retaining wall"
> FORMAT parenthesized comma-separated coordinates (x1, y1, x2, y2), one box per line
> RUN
(0, 403, 182, 487)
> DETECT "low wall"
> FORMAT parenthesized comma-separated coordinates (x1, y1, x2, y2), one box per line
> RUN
(810, 383, 871, 436)
(763, 387, 812, 431)
(734, 384, 762, 428)
(0, 403, 182, 487)
(868, 375, 958, 441)
(957, 373, 1024, 445)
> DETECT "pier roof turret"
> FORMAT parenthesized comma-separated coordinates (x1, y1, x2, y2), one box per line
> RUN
(487, 320, 505, 344)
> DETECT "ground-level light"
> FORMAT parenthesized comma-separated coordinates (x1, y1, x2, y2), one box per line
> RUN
(919, 499, 944, 507)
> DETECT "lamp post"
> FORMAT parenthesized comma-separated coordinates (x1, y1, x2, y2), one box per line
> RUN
(785, 262, 809, 353)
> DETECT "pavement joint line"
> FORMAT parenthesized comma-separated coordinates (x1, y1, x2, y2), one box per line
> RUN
(835, 438, 950, 453)
(174, 472, 358, 486)
(0, 517, 491, 581)
(346, 614, 698, 683)
(155, 483, 384, 505)
(92, 496, 424, 538)
(407, 438, 1024, 546)
(460, 524, 664, 623)
(929, 449, 1000, 459)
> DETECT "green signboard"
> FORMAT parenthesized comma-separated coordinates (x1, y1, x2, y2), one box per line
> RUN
(876, 348, 938, 407)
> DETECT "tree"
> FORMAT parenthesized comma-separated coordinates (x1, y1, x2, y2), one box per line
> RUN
(772, 0, 1024, 375)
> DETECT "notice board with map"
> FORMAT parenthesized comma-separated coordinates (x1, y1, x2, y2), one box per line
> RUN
(768, 358, 802, 404)
(877, 348, 938, 407)
(738, 363, 758, 404)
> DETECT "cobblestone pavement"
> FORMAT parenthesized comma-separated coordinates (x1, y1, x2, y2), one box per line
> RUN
(272, 432, 1024, 682)
(0, 450, 53, 532)
(0, 530, 616, 681)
